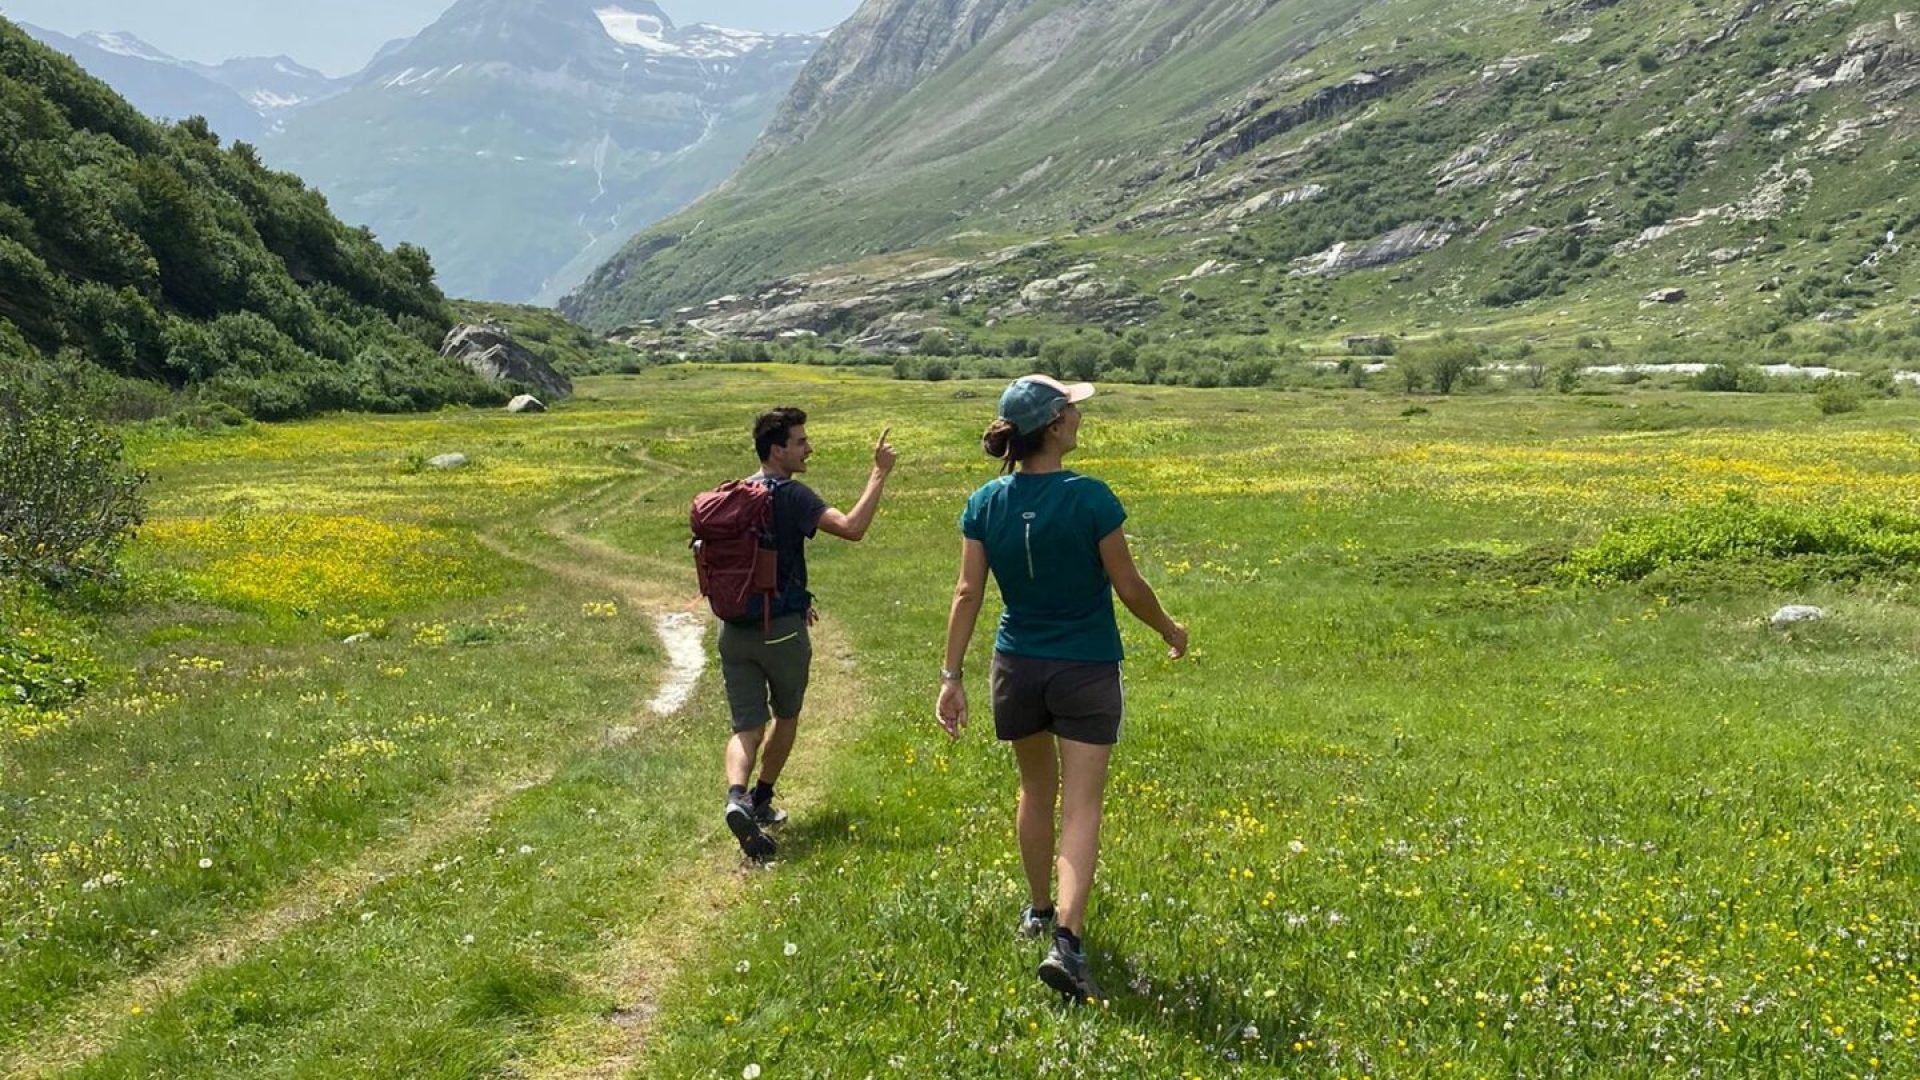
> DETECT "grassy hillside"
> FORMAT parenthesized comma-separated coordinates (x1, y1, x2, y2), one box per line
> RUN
(3, 368, 1918, 1075)
(566, 0, 1920, 363)
(0, 18, 499, 419)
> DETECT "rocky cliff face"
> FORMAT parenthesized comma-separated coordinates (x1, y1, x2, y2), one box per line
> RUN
(752, 0, 1042, 156)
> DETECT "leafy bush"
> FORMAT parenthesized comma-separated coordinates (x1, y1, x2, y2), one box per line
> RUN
(1692, 364, 1772, 393)
(1814, 379, 1866, 415)
(0, 380, 147, 586)
(1561, 495, 1920, 585)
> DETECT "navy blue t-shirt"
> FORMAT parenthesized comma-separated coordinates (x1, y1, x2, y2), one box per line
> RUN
(736, 477, 827, 624)
(960, 470, 1128, 662)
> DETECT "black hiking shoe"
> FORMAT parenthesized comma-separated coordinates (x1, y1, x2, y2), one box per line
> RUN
(751, 799, 788, 827)
(1038, 939, 1103, 1003)
(725, 799, 777, 861)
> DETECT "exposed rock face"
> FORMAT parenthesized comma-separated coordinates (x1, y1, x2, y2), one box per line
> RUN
(1645, 287, 1688, 304)
(440, 324, 573, 400)
(1291, 223, 1454, 277)
(1188, 69, 1414, 178)
(755, 0, 1042, 156)
(691, 296, 894, 338)
(847, 312, 942, 352)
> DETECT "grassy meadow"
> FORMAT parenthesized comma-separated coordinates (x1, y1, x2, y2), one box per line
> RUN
(4, 366, 1919, 1078)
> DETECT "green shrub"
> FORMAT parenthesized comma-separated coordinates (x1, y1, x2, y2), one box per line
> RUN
(1814, 379, 1865, 415)
(1561, 495, 1920, 585)
(0, 380, 147, 586)
(1693, 364, 1772, 393)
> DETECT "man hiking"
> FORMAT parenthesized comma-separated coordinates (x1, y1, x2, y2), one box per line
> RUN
(711, 407, 895, 861)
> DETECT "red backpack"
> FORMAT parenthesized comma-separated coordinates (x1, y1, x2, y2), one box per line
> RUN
(690, 478, 778, 629)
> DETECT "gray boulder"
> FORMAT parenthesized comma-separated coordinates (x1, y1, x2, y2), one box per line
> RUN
(441, 324, 572, 401)
(428, 453, 469, 470)
(506, 394, 547, 414)
(1768, 604, 1826, 628)
(1645, 287, 1688, 304)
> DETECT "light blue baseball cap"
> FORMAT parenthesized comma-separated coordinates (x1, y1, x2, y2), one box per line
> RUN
(997, 374, 1096, 435)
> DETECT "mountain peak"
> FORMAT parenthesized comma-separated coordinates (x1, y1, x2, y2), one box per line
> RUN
(74, 30, 175, 64)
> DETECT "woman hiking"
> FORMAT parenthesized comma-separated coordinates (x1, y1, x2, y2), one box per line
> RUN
(935, 374, 1188, 1002)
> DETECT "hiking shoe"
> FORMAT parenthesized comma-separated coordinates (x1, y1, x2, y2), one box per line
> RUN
(751, 799, 788, 827)
(724, 800, 777, 861)
(1016, 905, 1055, 940)
(1038, 939, 1102, 1003)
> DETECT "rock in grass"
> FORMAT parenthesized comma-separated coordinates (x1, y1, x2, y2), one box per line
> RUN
(506, 394, 546, 414)
(342, 633, 373, 645)
(428, 453, 469, 470)
(1768, 605, 1826, 629)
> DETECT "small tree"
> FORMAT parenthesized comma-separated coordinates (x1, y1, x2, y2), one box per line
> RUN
(0, 382, 147, 587)
(1552, 356, 1583, 393)
(1397, 359, 1427, 394)
(1404, 340, 1481, 395)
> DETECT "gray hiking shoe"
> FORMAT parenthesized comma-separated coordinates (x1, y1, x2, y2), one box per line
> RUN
(724, 799, 777, 861)
(1016, 905, 1055, 940)
(1038, 938, 1103, 1003)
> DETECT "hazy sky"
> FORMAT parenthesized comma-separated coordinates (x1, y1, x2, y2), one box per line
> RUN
(0, 0, 864, 75)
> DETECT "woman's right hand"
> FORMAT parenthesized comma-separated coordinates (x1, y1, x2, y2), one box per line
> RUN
(1162, 622, 1189, 660)
(936, 680, 968, 738)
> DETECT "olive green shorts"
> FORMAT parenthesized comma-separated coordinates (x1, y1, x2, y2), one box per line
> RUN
(718, 613, 812, 732)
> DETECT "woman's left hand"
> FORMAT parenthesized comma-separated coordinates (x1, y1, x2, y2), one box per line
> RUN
(935, 681, 967, 739)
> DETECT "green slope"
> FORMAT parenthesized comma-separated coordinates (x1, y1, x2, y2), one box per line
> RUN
(564, 0, 1920, 355)
(0, 18, 499, 419)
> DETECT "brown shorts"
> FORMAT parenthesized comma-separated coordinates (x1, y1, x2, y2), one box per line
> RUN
(990, 651, 1124, 745)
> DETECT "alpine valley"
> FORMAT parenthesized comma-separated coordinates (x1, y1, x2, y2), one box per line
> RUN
(562, 0, 1920, 364)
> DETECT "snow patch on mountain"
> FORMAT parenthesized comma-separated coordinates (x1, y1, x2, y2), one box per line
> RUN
(591, 6, 781, 59)
(76, 31, 173, 63)
(248, 90, 306, 109)
(595, 7, 670, 47)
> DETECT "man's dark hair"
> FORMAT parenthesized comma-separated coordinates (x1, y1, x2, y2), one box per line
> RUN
(754, 406, 807, 462)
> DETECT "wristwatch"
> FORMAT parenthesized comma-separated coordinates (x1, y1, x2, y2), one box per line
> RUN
(940, 668, 964, 682)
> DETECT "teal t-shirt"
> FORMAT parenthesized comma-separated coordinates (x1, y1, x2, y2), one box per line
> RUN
(960, 470, 1128, 663)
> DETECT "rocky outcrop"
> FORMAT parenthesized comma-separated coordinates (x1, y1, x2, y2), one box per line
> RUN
(691, 296, 894, 338)
(847, 312, 942, 352)
(440, 324, 572, 400)
(1188, 68, 1414, 178)
(1291, 223, 1454, 277)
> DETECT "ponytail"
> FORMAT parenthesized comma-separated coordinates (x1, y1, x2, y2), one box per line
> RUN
(982, 418, 1048, 474)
